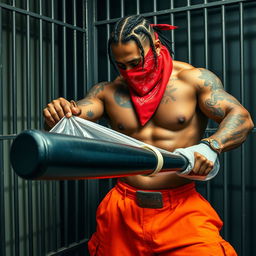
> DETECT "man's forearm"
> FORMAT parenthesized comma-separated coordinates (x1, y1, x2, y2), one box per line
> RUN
(209, 110, 254, 153)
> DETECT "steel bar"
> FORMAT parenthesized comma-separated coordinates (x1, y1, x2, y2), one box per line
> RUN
(0, 6, 5, 256)
(12, 1, 20, 255)
(73, 0, 77, 99)
(239, 3, 245, 255)
(62, 0, 67, 97)
(10, 130, 188, 180)
(221, 1, 229, 239)
(187, 0, 191, 63)
(0, 3, 85, 32)
(38, 2, 45, 255)
(26, 1, 33, 253)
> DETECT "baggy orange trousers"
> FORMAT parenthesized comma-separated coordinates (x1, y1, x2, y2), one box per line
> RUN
(88, 180, 237, 256)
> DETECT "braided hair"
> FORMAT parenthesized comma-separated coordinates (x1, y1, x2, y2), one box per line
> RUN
(108, 15, 173, 71)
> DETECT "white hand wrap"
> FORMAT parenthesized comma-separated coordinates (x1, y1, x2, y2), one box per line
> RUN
(173, 143, 220, 181)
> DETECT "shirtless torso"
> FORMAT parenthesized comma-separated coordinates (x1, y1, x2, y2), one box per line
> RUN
(43, 47, 253, 191)
(76, 61, 209, 189)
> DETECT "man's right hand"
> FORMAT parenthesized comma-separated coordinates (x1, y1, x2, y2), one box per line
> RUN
(43, 97, 81, 129)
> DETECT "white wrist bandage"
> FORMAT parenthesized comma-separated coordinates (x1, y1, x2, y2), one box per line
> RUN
(173, 143, 220, 181)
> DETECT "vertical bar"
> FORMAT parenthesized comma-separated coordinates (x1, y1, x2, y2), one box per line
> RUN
(221, 1, 228, 240)
(170, 0, 175, 55)
(82, 0, 89, 238)
(204, 0, 208, 69)
(136, 0, 140, 15)
(153, 0, 156, 23)
(203, 1, 211, 200)
(187, 0, 191, 63)
(121, 0, 124, 17)
(73, 0, 77, 99)
(62, 0, 67, 97)
(50, 0, 58, 251)
(38, 2, 45, 254)
(63, 3, 69, 246)
(0, 7, 5, 256)
(51, 0, 56, 100)
(239, 3, 245, 255)
(12, 1, 19, 255)
(26, 2, 33, 255)
(64, 181, 69, 247)
(82, 0, 87, 95)
(106, 0, 110, 81)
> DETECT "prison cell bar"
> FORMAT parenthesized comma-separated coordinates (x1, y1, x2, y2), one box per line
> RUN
(0, 6, 5, 256)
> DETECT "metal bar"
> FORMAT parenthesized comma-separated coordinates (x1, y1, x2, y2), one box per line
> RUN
(50, 1, 57, 251)
(170, 0, 175, 55)
(12, 1, 19, 255)
(136, 0, 140, 15)
(153, 0, 156, 24)
(239, 3, 245, 255)
(221, 1, 228, 240)
(0, 135, 17, 140)
(39, 2, 45, 254)
(187, 0, 191, 65)
(106, 0, 110, 81)
(204, 0, 208, 68)
(203, 0, 211, 201)
(121, 0, 124, 17)
(51, 0, 55, 100)
(64, 181, 69, 246)
(26, 2, 33, 254)
(0, 3, 86, 32)
(95, 0, 254, 25)
(73, 0, 77, 99)
(0, 7, 5, 256)
(82, 0, 87, 95)
(62, 0, 67, 97)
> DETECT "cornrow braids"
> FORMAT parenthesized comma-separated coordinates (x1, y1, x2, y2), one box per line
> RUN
(108, 15, 173, 72)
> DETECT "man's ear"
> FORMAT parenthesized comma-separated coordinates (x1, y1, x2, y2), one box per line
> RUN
(154, 39, 161, 55)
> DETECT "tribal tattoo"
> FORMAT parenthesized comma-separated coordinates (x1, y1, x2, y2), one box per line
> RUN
(199, 69, 242, 118)
(114, 86, 132, 108)
(77, 82, 108, 106)
(161, 79, 178, 104)
(214, 113, 247, 144)
(87, 81, 108, 98)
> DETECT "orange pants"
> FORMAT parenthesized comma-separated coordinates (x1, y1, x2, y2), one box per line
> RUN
(88, 180, 237, 256)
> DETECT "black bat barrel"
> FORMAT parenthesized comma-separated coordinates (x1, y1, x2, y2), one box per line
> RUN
(10, 130, 188, 180)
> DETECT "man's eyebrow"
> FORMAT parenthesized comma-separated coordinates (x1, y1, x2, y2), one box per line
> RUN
(115, 58, 141, 64)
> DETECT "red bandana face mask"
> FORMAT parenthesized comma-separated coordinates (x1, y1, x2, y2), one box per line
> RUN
(118, 24, 176, 126)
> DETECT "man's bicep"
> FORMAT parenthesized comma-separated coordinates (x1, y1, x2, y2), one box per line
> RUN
(197, 68, 242, 123)
(76, 97, 104, 121)
(76, 82, 109, 121)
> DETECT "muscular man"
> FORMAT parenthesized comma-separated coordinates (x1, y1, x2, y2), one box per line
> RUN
(43, 15, 253, 255)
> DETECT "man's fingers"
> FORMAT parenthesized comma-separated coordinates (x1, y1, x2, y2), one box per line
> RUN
(70, 100, 82, 116)
(43, 109, 56, 128)
(191, 152, 214, 176)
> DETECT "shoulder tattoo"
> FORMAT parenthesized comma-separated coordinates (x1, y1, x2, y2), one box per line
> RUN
(198, 69, 241, 117)
(114, 86, 132, 108)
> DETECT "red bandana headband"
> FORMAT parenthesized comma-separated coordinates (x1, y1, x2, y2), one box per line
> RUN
(119, 24, 177, 126)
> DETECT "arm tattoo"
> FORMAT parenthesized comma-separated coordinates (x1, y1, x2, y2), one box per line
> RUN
(161, 79, 177, 104)
(86, 110, 94, 118)
(215, 113, 247, 144)
(77, 99, 93, 106)
(199, 69, 241, 118)
(114, 86, 132, 108)
(87, 81, 108, 98)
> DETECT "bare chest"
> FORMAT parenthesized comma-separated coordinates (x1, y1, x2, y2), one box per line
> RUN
(105, 79, 200, 134)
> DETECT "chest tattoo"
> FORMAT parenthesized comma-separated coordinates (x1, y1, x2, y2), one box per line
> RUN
(114, 86, 132, 108)
(161, 79, 178, 104)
